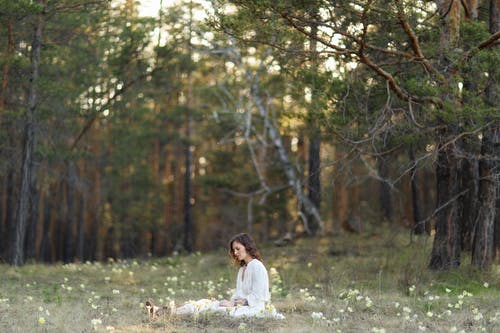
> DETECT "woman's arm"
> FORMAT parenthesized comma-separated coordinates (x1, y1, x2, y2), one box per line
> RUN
(219, 298, 247, 307)
(245, 261, 270, 307)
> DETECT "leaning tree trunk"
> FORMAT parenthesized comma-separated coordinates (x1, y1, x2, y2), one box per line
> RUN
(10, 1, 44, 266)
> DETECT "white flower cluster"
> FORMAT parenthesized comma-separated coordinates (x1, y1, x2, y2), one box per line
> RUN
(299, 288, 316, 302)
(338, 288, 375, 309)
(311, 311, 326, 320)
(269, 267, 285, 296)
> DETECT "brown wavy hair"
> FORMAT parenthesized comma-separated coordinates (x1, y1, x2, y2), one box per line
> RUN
(228, 233, 262, 267)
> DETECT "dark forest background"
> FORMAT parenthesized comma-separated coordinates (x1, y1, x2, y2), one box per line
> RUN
(0, 0, 498, 269)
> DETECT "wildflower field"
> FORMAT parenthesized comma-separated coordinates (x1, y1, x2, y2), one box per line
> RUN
(1, 228, 499, 333)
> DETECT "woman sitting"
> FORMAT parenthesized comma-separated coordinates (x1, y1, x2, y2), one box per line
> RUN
(146, 233, 284, 319)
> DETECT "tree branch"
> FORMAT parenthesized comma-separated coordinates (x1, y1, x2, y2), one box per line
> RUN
(478, 31, 500, 50)
(395, 0, 445, 82)
(358, 53, 443, 106)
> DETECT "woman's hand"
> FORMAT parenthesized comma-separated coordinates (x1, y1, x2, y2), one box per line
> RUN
(219, 300, 234, 307)
(234, 298, 248, 306)
(219, 299, 248, 307)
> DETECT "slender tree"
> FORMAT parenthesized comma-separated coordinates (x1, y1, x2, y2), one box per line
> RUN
(10, 0, 45, 266)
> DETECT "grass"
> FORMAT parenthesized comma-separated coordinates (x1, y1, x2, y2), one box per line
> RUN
(0, 227, 499, 332)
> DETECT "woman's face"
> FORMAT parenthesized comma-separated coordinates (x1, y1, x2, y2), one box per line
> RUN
(232, 241, 251, 263)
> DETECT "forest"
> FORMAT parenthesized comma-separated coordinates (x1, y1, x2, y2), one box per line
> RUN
(0, 0, 499, 270)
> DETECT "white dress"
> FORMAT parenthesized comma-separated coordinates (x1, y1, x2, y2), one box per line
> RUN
(172, 259, 284, 319)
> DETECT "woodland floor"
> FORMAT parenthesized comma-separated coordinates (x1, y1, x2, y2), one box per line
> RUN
(1, 226, 499, 333)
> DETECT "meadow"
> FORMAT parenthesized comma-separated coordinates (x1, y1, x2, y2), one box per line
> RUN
(1, 227, 499, 333)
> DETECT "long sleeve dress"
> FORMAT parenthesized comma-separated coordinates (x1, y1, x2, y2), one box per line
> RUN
(172, 259, 283, 319)
(229, 258, 270, 317)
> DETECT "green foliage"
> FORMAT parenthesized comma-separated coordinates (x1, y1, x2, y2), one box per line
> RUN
(0, 0, 41, 17)
(42, 284, 62, 304)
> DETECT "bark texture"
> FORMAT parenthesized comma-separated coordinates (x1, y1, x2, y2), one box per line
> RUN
(11, 2, 44, 266)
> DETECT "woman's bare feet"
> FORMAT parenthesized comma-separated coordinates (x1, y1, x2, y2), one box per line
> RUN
(145, 299, 170, 319)
(145, 299, 156, 319)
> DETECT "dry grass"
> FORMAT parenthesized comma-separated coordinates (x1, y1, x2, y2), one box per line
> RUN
(1, 228, 499, 333)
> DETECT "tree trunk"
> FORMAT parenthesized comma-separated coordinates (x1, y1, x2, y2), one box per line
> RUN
(471, 129, 497, 268)
(459, 155, 478, 250)
(429, 0, 463, 270)
(377, 157, 393, 223)
(10, 1, 44, 266)
(306, 9, 321, 235)
(24, 173, 39, 261)
(55, 180, 65, 262)
(64, 161, 77, 263)
(409, 145, 426, 234)
(308, 135, 321, 233)
(495, 169, 500, 252)
(429, 139, 462, 269)
(183, 2, 196, 253)
(465, 0, 479, 18)
(458, 0, 482, 251)
(2, 168, 16, 258)
(39, 184, 54, 262)
(76, 188, 86, 262)
(183, 112, 194, 253)
(486, 0, 500, 256)
(0, 177, 5, 258)
(334, 147, 349, 232)
(6, 164, 18, 260)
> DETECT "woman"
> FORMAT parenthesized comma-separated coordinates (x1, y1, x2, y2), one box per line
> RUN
(146, 233, 283, 319)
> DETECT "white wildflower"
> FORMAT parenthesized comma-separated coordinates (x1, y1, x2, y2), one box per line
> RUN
(91, 318, 102, 327)
(372, 328, 386, 333)
(311, 312, 325, 320)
